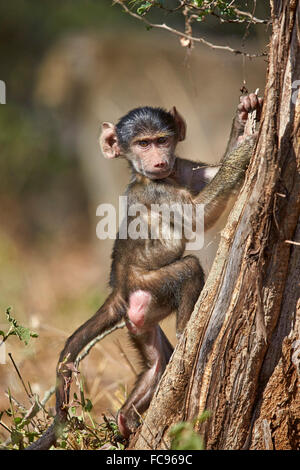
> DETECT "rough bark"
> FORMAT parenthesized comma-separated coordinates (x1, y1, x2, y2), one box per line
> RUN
(130, 0, 300, 450)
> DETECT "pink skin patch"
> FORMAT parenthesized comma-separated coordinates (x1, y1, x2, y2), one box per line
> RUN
(117, 412, 131, 438)
(127, 290, 152, 333)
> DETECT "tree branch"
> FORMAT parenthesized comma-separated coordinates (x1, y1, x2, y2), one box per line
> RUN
(114, 1, 267, 57)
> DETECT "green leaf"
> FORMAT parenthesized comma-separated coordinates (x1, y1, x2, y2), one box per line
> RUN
(137, 1, 152, 15)
(5, 308, 38, 345)
(27, 432, 39, 443)
(169, 421, 186, 435)
(84, 398, 93, 412)
(169, 413, 210, 450)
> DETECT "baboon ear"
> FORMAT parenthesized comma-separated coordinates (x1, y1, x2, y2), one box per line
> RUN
(170, 106, 186, 141)
(99, 122, 121, 159)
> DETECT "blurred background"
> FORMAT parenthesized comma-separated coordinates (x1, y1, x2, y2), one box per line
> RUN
(0, 0, 270, 438)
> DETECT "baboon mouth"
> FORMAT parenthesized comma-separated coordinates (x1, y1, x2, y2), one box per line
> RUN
(146, 169, 172, 179)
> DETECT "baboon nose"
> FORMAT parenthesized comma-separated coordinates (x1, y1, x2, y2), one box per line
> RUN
(154, 161, 167, 168)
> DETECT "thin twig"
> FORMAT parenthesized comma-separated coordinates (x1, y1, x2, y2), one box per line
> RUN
(4, 392, 27, 412)
(0, 420, 11, 433)
(285, 240, 300, 246)
(233, 7, 268, 24)
(41, 385, 56, 407)
(8, 353, 32, 402)
(114, 1, 267, 58)
(75, 321, 126, 367)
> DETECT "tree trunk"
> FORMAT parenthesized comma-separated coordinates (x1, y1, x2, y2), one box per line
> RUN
(130, 0, 300, 450)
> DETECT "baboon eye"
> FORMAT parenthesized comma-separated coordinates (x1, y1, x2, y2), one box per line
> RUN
(138, 140, 150, 148)
(157, 137, 168, 144)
